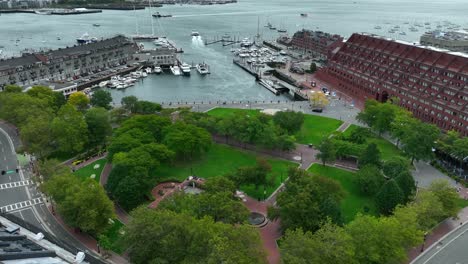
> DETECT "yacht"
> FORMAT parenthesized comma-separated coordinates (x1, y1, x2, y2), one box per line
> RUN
(76, 33, 97, 44)
(98, 81, 108, 88)
(92, 23, 100, 27)
(399, 32, 407, 35)
(196, 63, 210, 75)
(191, 31, 200, 37)
(277, 28, 287, 33)
(240, 38, 253, 47)
(145, 67, 153, 74)
(154, 66, 162, 74)
(180, 63, 191, 76)
(170, 65, 182, 76)
(300, 13, 308, 17)
(374, 26, 382, 29)
(141, 71, 148, 78)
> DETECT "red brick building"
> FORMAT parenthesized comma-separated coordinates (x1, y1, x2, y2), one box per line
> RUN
(288, 30, 343, 59)
(317, 33, 468, 135)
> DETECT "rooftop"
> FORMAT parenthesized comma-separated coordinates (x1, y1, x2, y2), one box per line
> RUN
(421, 30, 468, 41)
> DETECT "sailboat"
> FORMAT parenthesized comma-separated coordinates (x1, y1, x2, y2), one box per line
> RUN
(131, 0, 159, 40)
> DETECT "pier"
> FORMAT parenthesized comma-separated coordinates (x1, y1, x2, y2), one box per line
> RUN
(233, 59, 259, 80)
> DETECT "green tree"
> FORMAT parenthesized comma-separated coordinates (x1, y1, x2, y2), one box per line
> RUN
(123, 208, 266, 264)
(358, 143, 381, 168)
(37, 159, 70, 182)
(229, 158, 272, 191)
(356, 100, 380, 128)
(90, 89, 113, 109)
(85, 107, 112, 147)
(356, 165, 385, 195)
(281, 222, 356, 264)
(412, 190, 447, 230)
(20, 116, 53, 158)
(26, 86, 66, 112)
(276, 168, 345, 232)
(401, 119, 440, 163)
(272, 110, 305, 134)
(395, 171, 416, 203)
(453, 137, 468, 173)
(203, 177, 237, 194)
(3, 84, 22, 93)
(428, 179, 459, 218)
(390, 110, 413, 147)
(68, 92, 90, 111)
(51, 104, 88, 154)
(163, 122, 212, 160)
(121, 95, 138, 113)
(134, 100, 162, 114)
(0, 92, 53, 127)
(309, 62, 317, 73)
(316, 138, 336, 166)
(373, 103, 398, 135)
(375, 179, 404, 215)
(347, 127, 371, 144)
(382, 156, 409, 178)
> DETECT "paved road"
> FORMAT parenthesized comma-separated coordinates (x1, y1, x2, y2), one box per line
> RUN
(412, 221, 468, 264)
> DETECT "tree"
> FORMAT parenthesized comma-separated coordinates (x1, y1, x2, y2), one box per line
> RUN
(68, 92, 90, 111)
(401, 119, 440, 163)
(123, 208, 266, 264)
(26, 85, 66, 112)
(373, 102, 398, 135)
(453, 137, 468, 173)
(51, 104, 88, 154)
(121, 95, 138, 113)
(272, 110, 305, 134)
(276, 168, 345, 232)
(356, 99, 380, 127)
(3, 84, 22, 93)
(163, 122, 212, 160)
(90, 89, 113, 109)
(203, 177, 237, 194)
(382, 156, 409, 178)
(309, 91, 329, 108)
(309, 62, 317, 73)
(109, 107, 129, 124)
(427, 179, 459, 218)
(390, 110, 413, 147)
(375, 179, 404, 215)
(20, 116, 53, 158)
(358, 143, 381, 168)
(0, 92, 53, 127)
(346, 127, 371, 144)
(412, 190, 447, 230)
(229, 158, 272, 191)
(356, 165, 385, 195)
(134, 100, 162, 114)
(280, 222, 356, 264)
(37, 159, 70, 182)
(316, 138, 336, 166)
(85, 107, 112, 147)
(395, 171, 416, 203)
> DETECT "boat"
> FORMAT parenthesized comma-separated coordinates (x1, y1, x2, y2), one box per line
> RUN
(153, 38, 171, 48)
(145, 67, 153, 74)
(56, 36, 61, 40)
(300, 13, 308, 17)
(152, 12, 172, 18)
(141, 72, 148, 78)
(116, 83, 125, 89)
(35, 9, 52, 15)
(279, 50, 288, 56)
(191, 31, 200, 37)
(92, 23, 100, 27)
(240, 38, 253, 47)
(374, 26, 382, 29)
(258, 79, 280, 95)
(154, 66, 162, 74)
(76, 33, 97, 44)
(196, 63, 210, 75)
(180, 63, 191, 76)
(269, 26, 277, 30)
(222, 33, 231, 39)
(170, 65, 182, 76)
(399, 32, 407, 35)
(98, 81, 108, 88)
(265, 22, 272, 28)
(277, 28, 287, 33)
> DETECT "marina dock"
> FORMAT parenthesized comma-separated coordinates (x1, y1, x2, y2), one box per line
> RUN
(233, 59, 260, 80)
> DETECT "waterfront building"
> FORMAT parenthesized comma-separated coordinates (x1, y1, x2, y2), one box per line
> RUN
(0, 35, 136, 90)
(280, 29, 343, 59)
(420, 30, 468, 53)
(317, 33, 468, 135)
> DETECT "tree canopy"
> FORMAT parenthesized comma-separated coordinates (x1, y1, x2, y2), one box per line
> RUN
(90, 89, 113, 109)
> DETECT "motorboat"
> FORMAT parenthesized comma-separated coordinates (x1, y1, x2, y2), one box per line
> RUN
(374, 26, 382, 29)
(145, 67, 152, 74)
(191, 31, 200, 37)
(35, 9, 52, 15)
(76, 33, 97, 44)
(98, 81, 108, 88)
(92, 23, 100, 27)
(141, 71, 148, 78)
(222, 33, 231, 39)
(154, 66, 162, 74)
(277, 28, 287, 33)
(180, 63, 191, 76)
(170, 65, 182, 76)
(196, 63, 210, 75)
(152, 12, 172, 18)
(300, 13, 308, 17)
(240, 38, 253, 47)
(399, 32, 407, 35)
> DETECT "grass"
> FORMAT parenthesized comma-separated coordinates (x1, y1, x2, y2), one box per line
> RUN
(295, 115, 343, 145)
(101, 219, 125, 254)
(308, 164, 377, 223)
(155, 144, 296, 200)
(206, 107, 261, 118)
(73, 158, 107, 182)
(455, 198, 468, 210)
(341, 124, 406, 161)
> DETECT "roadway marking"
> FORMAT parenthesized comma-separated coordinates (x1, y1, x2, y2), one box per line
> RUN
(422, 226, 468, 264)
(0, 180, 31, 190)
(0, 198, 44, 213)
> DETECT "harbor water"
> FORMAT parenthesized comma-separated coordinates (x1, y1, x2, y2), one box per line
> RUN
(1, 0, 467, 103)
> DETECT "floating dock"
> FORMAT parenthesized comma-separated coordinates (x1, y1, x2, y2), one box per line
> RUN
(233, 59, 259, 80)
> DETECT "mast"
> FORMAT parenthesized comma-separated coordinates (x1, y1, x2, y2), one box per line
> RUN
(134, 4, 139, 35)
(149, 0, 155, 36)
(256, 16, 260, 38)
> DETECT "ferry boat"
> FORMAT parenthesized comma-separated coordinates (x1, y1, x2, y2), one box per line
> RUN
(154, 66, 162, 74)
(170, 65, 182, 76)
(180, 63, 191, 76)
(196, 63, 210, 75)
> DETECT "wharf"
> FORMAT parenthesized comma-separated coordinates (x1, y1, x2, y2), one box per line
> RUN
(233, 59, 260, 80)
(0, 9, 34, 13)
(77, 66, 139, 90)
(0, 8, 102, 15)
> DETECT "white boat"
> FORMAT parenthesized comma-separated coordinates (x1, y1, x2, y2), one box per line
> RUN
(131, 71, 144, 78)
(180, 63, 191, 76)
(35, 9, 52, 15)
(145, 67, 152, 74)
(98, 81, 108, 88)
(191, 31, 200, 37)
(116, 83, 125, 89)
(374, 26, 382, 29)
(142, 72, 148, 78)
(154, 66, 162, 74)
(170, 65, 182, 76)
(196, 63, 210, 75)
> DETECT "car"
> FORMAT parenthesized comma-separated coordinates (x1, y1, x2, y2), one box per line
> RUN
(312, 108, 323, 113)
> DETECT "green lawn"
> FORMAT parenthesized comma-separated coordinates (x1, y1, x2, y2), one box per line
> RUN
(308, 164, 377, 223)
(155, 144, 296, 200)
(73, 158, 107, 182)
(295, 115, 343, 145)
(206, 107, 261, 118)
(101, 219, 125, 254)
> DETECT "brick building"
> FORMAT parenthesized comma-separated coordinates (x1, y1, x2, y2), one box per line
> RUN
(317, 33, 468, 135)
(287, 30, 343, 59)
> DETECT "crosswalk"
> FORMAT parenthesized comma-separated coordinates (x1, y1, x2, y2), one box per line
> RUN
(0, 197, 44, 213)
(0, 180, 32, 190)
